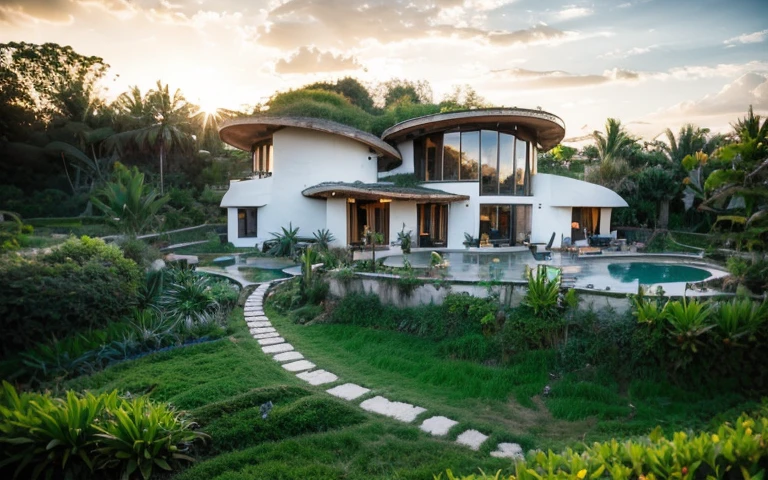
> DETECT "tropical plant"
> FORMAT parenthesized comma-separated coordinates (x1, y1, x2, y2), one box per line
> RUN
(268, 223, 300, 257)
(91, 164, 169, 235)
(106, 81, 194, 193)
(312, 228, 335, 251)
(663, 298, 714, 370)
(366, 230, 385, 272)
(585, 118, 637, 190)
(300, 245, 320, 287)
(522, 266, 561, 320)
(161, 271, 221, 329)
(714, 297, 767, 346)
(629, 287, 667, 325)
(93, 395, 207, 479)
(397, 224, 412, 253)
(0, 210, 32, 254)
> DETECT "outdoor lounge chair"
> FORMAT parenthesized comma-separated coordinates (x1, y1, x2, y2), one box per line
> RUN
(529, 232, 556, 261)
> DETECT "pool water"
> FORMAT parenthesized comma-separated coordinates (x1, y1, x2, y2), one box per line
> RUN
(383, 250, 723, 294)
(607, 263, 711, 285)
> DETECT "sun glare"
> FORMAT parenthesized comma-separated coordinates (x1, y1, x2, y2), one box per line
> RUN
(197, 98, 220, 117)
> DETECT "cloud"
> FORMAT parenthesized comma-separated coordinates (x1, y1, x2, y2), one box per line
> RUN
(555, 5, 593, 20)
(658, 61, 768, 81)
(600, 45, 656, 59)
(257, 0, 603, 50)
(490, 67, 641, 89)
(0, 0, 74, 24)
(665, 73, 768, 117)
(274, 47, 360, 74)
(724, 29, 768, 46)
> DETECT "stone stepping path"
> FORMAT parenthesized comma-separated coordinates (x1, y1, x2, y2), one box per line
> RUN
(420, 416, 458, 436)
(327, 383, 370, 401)
(360, 396, 426, 423)
(245, 282, 523, 459)
(456, 429, 488, 450)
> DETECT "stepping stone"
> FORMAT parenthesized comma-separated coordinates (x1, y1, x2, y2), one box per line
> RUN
(359, 396, 426, 423)
(420, 416, 458, 436)
(491, 443, 524, 459)
(244, 315, 269, 321)
(326, 383, 370, 401)
(251, 327, 276, 334)
(262, 343, 294, 354)
(296, 369, 338, 386)
(244, 308, 264, 314)
(254, 332, 280, 339)
(248, 322, 272, 329)
(273, 351, 304, 362)
(282, 360, 316, 372)
(258, 336, 285, 346)
(455, 430, 488, 451)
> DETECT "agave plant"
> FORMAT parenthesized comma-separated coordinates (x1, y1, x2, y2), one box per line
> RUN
(268, 223, 300, 257)
(663, 298, 714, 363)
(312, 228, 335, 251)
(93, 396, 207, 480)
(160, 274, 219, 330)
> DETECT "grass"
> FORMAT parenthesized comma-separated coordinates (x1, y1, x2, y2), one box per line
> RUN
(65, 309, 514, 479)
(59, 285, 757, 478)
(264, 291, 755, 448)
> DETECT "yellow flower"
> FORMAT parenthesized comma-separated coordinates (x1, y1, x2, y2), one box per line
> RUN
(577, 469, 587, 479)
(711, 434, 720, 443)
(493, 258, 500, 263)
(745, 427, 753, 436)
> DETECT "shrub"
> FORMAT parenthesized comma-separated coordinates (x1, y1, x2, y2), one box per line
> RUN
(117, 236, 161, 268)
(438, 406, 768, 480)
(0, 382, 207, 480)
(0, 236, 142, 358)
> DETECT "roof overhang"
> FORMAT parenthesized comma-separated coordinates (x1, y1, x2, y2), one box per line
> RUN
(219, 116, 402, 170)
(536, 174, 628, 208)
(302, 182, 470, 202)
(381, 108, 566, 151)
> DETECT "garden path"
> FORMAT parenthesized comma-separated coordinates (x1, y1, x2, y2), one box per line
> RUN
(246, 282, 524, 459)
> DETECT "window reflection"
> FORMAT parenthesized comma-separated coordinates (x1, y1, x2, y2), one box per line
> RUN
(460, 131, 479, 180)
(480, 130, 498, 194)
(443, 132, 460, 181)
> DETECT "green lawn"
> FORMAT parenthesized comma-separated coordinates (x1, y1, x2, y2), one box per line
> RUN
(68, 310, 513, 479)
(64, 293, 755, 479)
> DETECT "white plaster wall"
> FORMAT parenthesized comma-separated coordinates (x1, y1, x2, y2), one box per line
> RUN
(600, 208, 612, 235)
(227, 127, 378, 247)
(530, 206, 571, 248)
(326, 198, 348, 247)
(389, 201, 418, 247)
(379, 140, 414, 177)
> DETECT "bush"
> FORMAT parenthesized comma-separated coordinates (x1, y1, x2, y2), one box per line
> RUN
(0, 236, 143, 358)
(0, 382, 207, 480)
(438, 405, 768, 480)
(117, 236, 161, 268)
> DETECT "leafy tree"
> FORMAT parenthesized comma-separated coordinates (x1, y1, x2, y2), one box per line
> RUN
(305, 77, 376, 112)
(585, 118, 638, 191)
(0, 42, 108, 125)
(376, 78, 433, 108)
(91, 164, 169, 235)
(637, 165, 680, 228)
(440, 85, 489, 111)
(700, 106, 768, 250)
(106, 81, 194, 193)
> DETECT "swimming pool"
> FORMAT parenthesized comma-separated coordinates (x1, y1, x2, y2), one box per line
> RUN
(382, 250, 728, 294)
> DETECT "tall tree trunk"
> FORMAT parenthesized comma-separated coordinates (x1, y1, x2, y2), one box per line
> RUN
(658, 199, 670, 229)
(159, 143, 164, 194)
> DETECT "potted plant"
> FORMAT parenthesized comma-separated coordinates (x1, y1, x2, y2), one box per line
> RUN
(463, 232, 476, 249)
(397, 224, 412, 254)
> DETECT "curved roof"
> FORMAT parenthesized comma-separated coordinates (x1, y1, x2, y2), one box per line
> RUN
(220, 177, 272, 208)
(535, 174, 628, 208)
(302, 182, 469, 202)
(381, 108, 566, 151)
(219, 116, 401, 162)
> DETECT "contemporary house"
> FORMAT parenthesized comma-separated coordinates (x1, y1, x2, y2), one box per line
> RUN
(219, 109, 627, 250)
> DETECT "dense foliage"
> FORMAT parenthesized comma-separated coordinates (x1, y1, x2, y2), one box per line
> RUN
(439, 404, 768, 480)
(0, 236, 142, 358)
(0, 382, 207, 480)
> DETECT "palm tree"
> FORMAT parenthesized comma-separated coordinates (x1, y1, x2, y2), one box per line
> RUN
(592, 118, 637, 163)
(585, 118, 638, 191)
(91, 164, 169, 235)
(106, 81, 194, 193)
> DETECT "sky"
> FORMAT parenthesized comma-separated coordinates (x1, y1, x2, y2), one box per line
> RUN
(1, 0, 767, 143)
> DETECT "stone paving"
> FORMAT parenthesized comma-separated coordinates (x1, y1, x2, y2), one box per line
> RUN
(246, 281, 523, 459)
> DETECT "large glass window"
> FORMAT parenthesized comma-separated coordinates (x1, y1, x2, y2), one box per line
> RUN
(417, 203, 448, 247)
(416, 130, 530, 194)
(443, 132, 460, 181)
(252, 141, 272, 177)
(237, 208, 258, 238)
(498, 133, 515, 195)
(479, 204, 532, 246)
(480, 130, 498, 194)
(460, 131, 479, 180)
